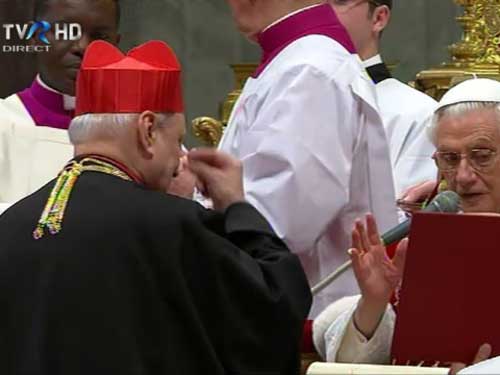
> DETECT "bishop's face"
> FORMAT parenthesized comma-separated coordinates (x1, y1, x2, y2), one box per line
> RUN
(35, 0, 120, 96)
(436, 108, 500, 214)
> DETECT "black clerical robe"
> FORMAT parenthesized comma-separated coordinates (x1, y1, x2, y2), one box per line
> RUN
(0, 171, 311, 374)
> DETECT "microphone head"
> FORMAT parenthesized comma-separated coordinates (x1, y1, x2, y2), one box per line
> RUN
(424, 190, 461, 213)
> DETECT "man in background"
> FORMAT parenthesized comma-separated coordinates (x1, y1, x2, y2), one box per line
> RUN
(332, 0, 437, 197)
(221, 0, 398, 317)
(0, 0, 120, 207)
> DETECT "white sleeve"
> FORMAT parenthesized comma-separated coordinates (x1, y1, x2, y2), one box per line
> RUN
(0, 103, 10, 204)
(0, 202, 11, 215)
(314, 295, 395, 364)
(392, 113, 437, 196)
(458, 357, 500, 374)
(239, 64, 358, 253)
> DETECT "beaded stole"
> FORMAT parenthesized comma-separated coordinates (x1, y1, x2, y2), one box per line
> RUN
(33, 157, 132, 240)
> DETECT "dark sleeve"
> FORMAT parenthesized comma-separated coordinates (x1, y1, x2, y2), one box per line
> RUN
(184, 201, 312, 375)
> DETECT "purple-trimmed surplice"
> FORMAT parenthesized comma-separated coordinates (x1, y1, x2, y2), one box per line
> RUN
(17, 79, 73, 130)
(254, 3, 356, 78)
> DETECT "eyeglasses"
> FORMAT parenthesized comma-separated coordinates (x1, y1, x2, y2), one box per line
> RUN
(433, 149, 498, 172)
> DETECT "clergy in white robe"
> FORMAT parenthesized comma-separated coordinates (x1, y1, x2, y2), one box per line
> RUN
(314, 78, 500, 363)
(363, 55, 437, 197)
(0, 76, 74, 205)
(221, 1, 398, 317)
(331, 0, 437, 203)
(0, 0, 121, 206)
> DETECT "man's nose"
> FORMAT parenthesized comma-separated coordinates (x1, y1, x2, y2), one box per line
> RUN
(70, 33, 92, 57)
(455, 157, 477, 187)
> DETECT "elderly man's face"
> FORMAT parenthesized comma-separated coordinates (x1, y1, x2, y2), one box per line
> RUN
(144, 113, 186, 193)
(436, 108, 500, 213)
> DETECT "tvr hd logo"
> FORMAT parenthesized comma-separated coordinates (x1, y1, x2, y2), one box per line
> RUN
(2, 21, 82, 53)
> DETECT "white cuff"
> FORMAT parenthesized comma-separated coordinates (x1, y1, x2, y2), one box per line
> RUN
(0, 203, 12, 215)
(319, 295, 396, 364)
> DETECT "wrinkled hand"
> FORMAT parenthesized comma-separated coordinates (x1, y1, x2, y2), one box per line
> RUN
(449, 343, 492, 374)
(349, 214, 408, 306)
(167, 156, 196, 199)
(400, 180, 437, 205)
(349, 214, 408, 338)
(187, 148, 244, 211)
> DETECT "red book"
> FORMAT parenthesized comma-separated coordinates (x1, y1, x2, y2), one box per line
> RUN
(391, 212, 500, 365)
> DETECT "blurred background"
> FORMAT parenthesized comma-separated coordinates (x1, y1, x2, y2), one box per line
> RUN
(0, 0, 462, 146)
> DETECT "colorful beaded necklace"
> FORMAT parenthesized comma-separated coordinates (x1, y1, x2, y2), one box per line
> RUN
(33, 155, 142, 240)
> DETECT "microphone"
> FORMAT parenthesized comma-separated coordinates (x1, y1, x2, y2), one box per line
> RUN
(380, 190, 460, 246)
(311, 190, 461, 295)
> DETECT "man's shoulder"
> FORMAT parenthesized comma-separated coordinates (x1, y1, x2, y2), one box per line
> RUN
(2, 177, 209, 235)
(270, 35, 361, 82)
(106, 181, 203, 218)
(1, 92, 25, 111)
(124, 184, 214, 229)
(377, 78, 437, 111)
(288, 34, 352, 57)
(0, 91, 34, 127)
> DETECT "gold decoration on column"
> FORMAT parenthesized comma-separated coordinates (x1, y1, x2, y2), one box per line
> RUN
(415, 0, 500, 100)
(192, 64, 257, 146)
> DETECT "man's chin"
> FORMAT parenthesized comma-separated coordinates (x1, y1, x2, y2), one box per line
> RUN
(234, 22, 259, 43)
(461, 196, 493, 214)
(242, 29, 261, 43)
(63, 78, 76, 96)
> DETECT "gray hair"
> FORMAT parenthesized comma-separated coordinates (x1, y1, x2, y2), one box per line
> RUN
(428, 102, 500, 145)
(68, 113, 171, 145)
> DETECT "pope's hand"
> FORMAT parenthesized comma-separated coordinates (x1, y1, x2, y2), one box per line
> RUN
(399, 180, 437, 206)
(348, 214, 407, 338)
(449, 343, 492, 374)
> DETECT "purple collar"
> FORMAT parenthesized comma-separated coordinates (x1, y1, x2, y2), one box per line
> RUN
(17, 78, 74, 130)
(254, 4, 356, 78)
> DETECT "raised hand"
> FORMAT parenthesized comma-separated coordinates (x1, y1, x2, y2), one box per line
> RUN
(349, 214, 407, 305)
(399, 180, 437, 206)
(348, 214, 408, 338)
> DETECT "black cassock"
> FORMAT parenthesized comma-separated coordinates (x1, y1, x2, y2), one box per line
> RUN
(0, 171, 311, 374)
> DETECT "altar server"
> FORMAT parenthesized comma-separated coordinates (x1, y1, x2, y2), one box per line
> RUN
(221, 0, 398, 317)
(333, 0, 437, 196)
